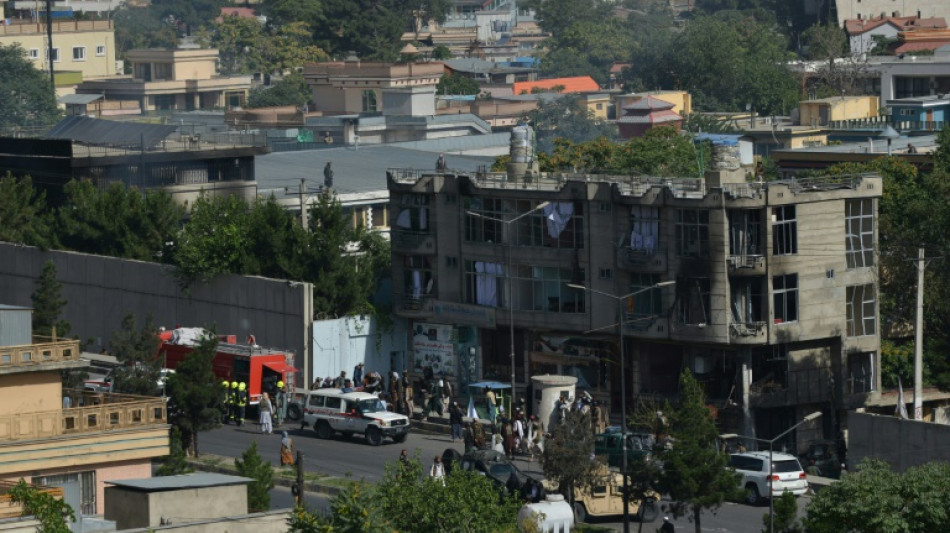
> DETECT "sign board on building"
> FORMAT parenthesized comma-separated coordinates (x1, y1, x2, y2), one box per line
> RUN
(412, 322, 457, 376)
(431, 300, 496, 328)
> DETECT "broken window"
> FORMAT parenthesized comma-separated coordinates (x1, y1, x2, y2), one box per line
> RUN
(772, 274, 798, 323)
(731, 278, 764, 324)
(628, 273, 662, 318)
(729, 209, 763, 257)
(463, 197, 503, 242)
(405, 256, 435, 301)
(845, 199, 874, 268)
(678, 278, 710, 325)
(675, 209, 709, 258)
(465, 260, 504, 307)
(848, 352, 876, 394)
(772, 205, 797, 255)
(394, 194, 429, 231)
(846, 284, 876, 337)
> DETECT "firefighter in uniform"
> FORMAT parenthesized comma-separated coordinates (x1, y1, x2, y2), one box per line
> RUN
(220, 380, 231, 423)
(237, 382, 248, 426)
(229, 381, 239, 423)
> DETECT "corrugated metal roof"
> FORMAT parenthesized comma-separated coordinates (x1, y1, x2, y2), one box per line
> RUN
(0, 304, 31, 311)
(44, 116, 177, 148)
(106, 473, 252, 492)
(58, 94, 104, 105)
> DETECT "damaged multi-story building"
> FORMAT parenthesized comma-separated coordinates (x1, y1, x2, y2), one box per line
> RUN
(388, 131, 882, 450)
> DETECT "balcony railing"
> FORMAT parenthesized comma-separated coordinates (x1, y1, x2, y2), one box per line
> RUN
(391, 229, 436, 254)
(0, 390, 167, 442)
(728, 254, 765, 275)
(618, 247, 666, 271)
(394, 294, 434, 316)
(0, 339, 80, 369)
(0, 482, 64, 519)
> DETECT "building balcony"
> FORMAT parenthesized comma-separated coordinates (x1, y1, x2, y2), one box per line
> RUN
(0, 481, 63, 519)
(749, 367, 832, 408)
(0, 338, 83, 374)
(727, 254, 766, 276)
(394, 294, 435, 318)
(729, 321, 767, 342)
(0, 390, 167, 443)
(391, 229, 436, 254)
(617, 247, 667, 271)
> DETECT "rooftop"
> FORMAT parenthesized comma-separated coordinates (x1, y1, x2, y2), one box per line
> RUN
(107, 473, 251, 492)
(512, 76, 600, 95)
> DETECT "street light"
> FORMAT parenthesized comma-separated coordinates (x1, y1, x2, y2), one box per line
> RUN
(731, 411, 822, 533)
(568, 280, 675, 533)
(466, 201, 550, 414)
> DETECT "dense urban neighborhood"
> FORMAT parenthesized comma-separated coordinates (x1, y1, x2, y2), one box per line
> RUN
(5, 0, 950, 532)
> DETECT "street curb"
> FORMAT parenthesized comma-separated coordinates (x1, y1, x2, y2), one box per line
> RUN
(184, 454, 349, 497)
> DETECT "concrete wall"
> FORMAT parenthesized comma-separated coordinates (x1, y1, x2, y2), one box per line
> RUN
(118, 510, 291, 533)
(311, 315, 408, 385)
(847, 411, 950, 471)
(836, 0, 950, 26)
(0, 243, 312, 388)
(0, 372, 59, 416)
(105, 483, 247, 530)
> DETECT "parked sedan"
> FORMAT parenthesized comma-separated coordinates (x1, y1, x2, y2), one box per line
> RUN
(442, 448, 547, 502)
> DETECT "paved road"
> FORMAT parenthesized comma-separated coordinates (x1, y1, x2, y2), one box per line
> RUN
(200, 421, 809, 532)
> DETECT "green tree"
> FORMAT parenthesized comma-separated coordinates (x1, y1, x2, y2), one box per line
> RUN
(631, 13, 798, 115)
(113, 6, 178, 57)
(203, 16, 266, 75)
(763, 491, 802, 533)
(0, 174, 56, 248)
(265, 22, 329, 73)
(247, 73, 312, 108)
(541, 408, 600, 506)
(290, 456, 522, 532)
(151, 0, 225, 34)
(430, 45, 452, 60)
(109, 313, 162, 396)
(31, 260, 70, 338)
(436, 73, 480, 96)
(164, 332, 222, 457)
(658, 369, 741, 533)
(803, 458, 950, 533)
(156, 426, 195, 476)
(172, 193, 251, 285)
(934, 126, 950, 172)
(881, 339, 914, 390)
(0, 44, 62, 131)
(56, 180, 182, 262)
(538, 18, 635, 85)
(235, 441, 274, 512)
(526, 95, 617, 154)
(615, 126, 709, 177)
(9, 479, 76, 533)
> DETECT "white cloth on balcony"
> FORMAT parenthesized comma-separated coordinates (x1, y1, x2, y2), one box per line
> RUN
(475, 261, 502, 306)
(543, 202, 573, 238)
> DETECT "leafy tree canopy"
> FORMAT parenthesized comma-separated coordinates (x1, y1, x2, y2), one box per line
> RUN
(291, 455, 522, 532)
(436, 73, 480, 96)
(658, 369, 742, 533)
(200, 17, 329, 75)
(9, 479, 76, 533)
(804, 458, 950, 533)
(247, 73, 312, 108)
(113, 6, 179, 57)
(525, 95, 618, 154)
(0, 44, 62, 131)
(0, 174, 56, 248)
(630, 13, 798, 115)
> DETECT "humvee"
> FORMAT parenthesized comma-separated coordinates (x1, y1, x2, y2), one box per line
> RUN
(573, 463, 660, 523)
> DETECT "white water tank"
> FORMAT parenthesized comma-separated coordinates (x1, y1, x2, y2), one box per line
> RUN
(518, 493, 574, 532)
(531, 374, 577, 432)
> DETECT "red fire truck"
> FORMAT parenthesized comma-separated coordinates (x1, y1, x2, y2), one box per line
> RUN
(157, 327, 298, 415)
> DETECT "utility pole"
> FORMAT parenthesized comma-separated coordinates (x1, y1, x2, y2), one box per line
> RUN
(298, 179, 307, 229)
(294, 451, 305, 507)
(46, 0, 55, 96)
(914, 247, 925, 421)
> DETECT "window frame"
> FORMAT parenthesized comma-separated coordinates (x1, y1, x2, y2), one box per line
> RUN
(29, 48, 40, 59)
(848, 352, 876, 394)
(72, 46, 86, 62)
(846, 284, 876, 337)
(96, 45, 106, 56)
(772, 205, 798, 256)
(772, 274, 799, 323)
(675, 209, 710, 258)
(845, 199, 874, 269)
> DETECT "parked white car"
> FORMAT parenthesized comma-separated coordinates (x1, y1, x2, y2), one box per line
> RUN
(301, 389, 410, 446)
(729, 451, 808, 504)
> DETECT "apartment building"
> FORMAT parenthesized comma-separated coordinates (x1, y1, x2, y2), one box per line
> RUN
(388, 140, 882, 449)
(0, 19, 116, 79)
(0, 304, 169, 523)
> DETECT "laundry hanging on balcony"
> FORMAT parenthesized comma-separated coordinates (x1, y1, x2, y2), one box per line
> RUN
(543, 202, 573, 239)
(630, 206, 658, 252)
(475, 261, 503, 306)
